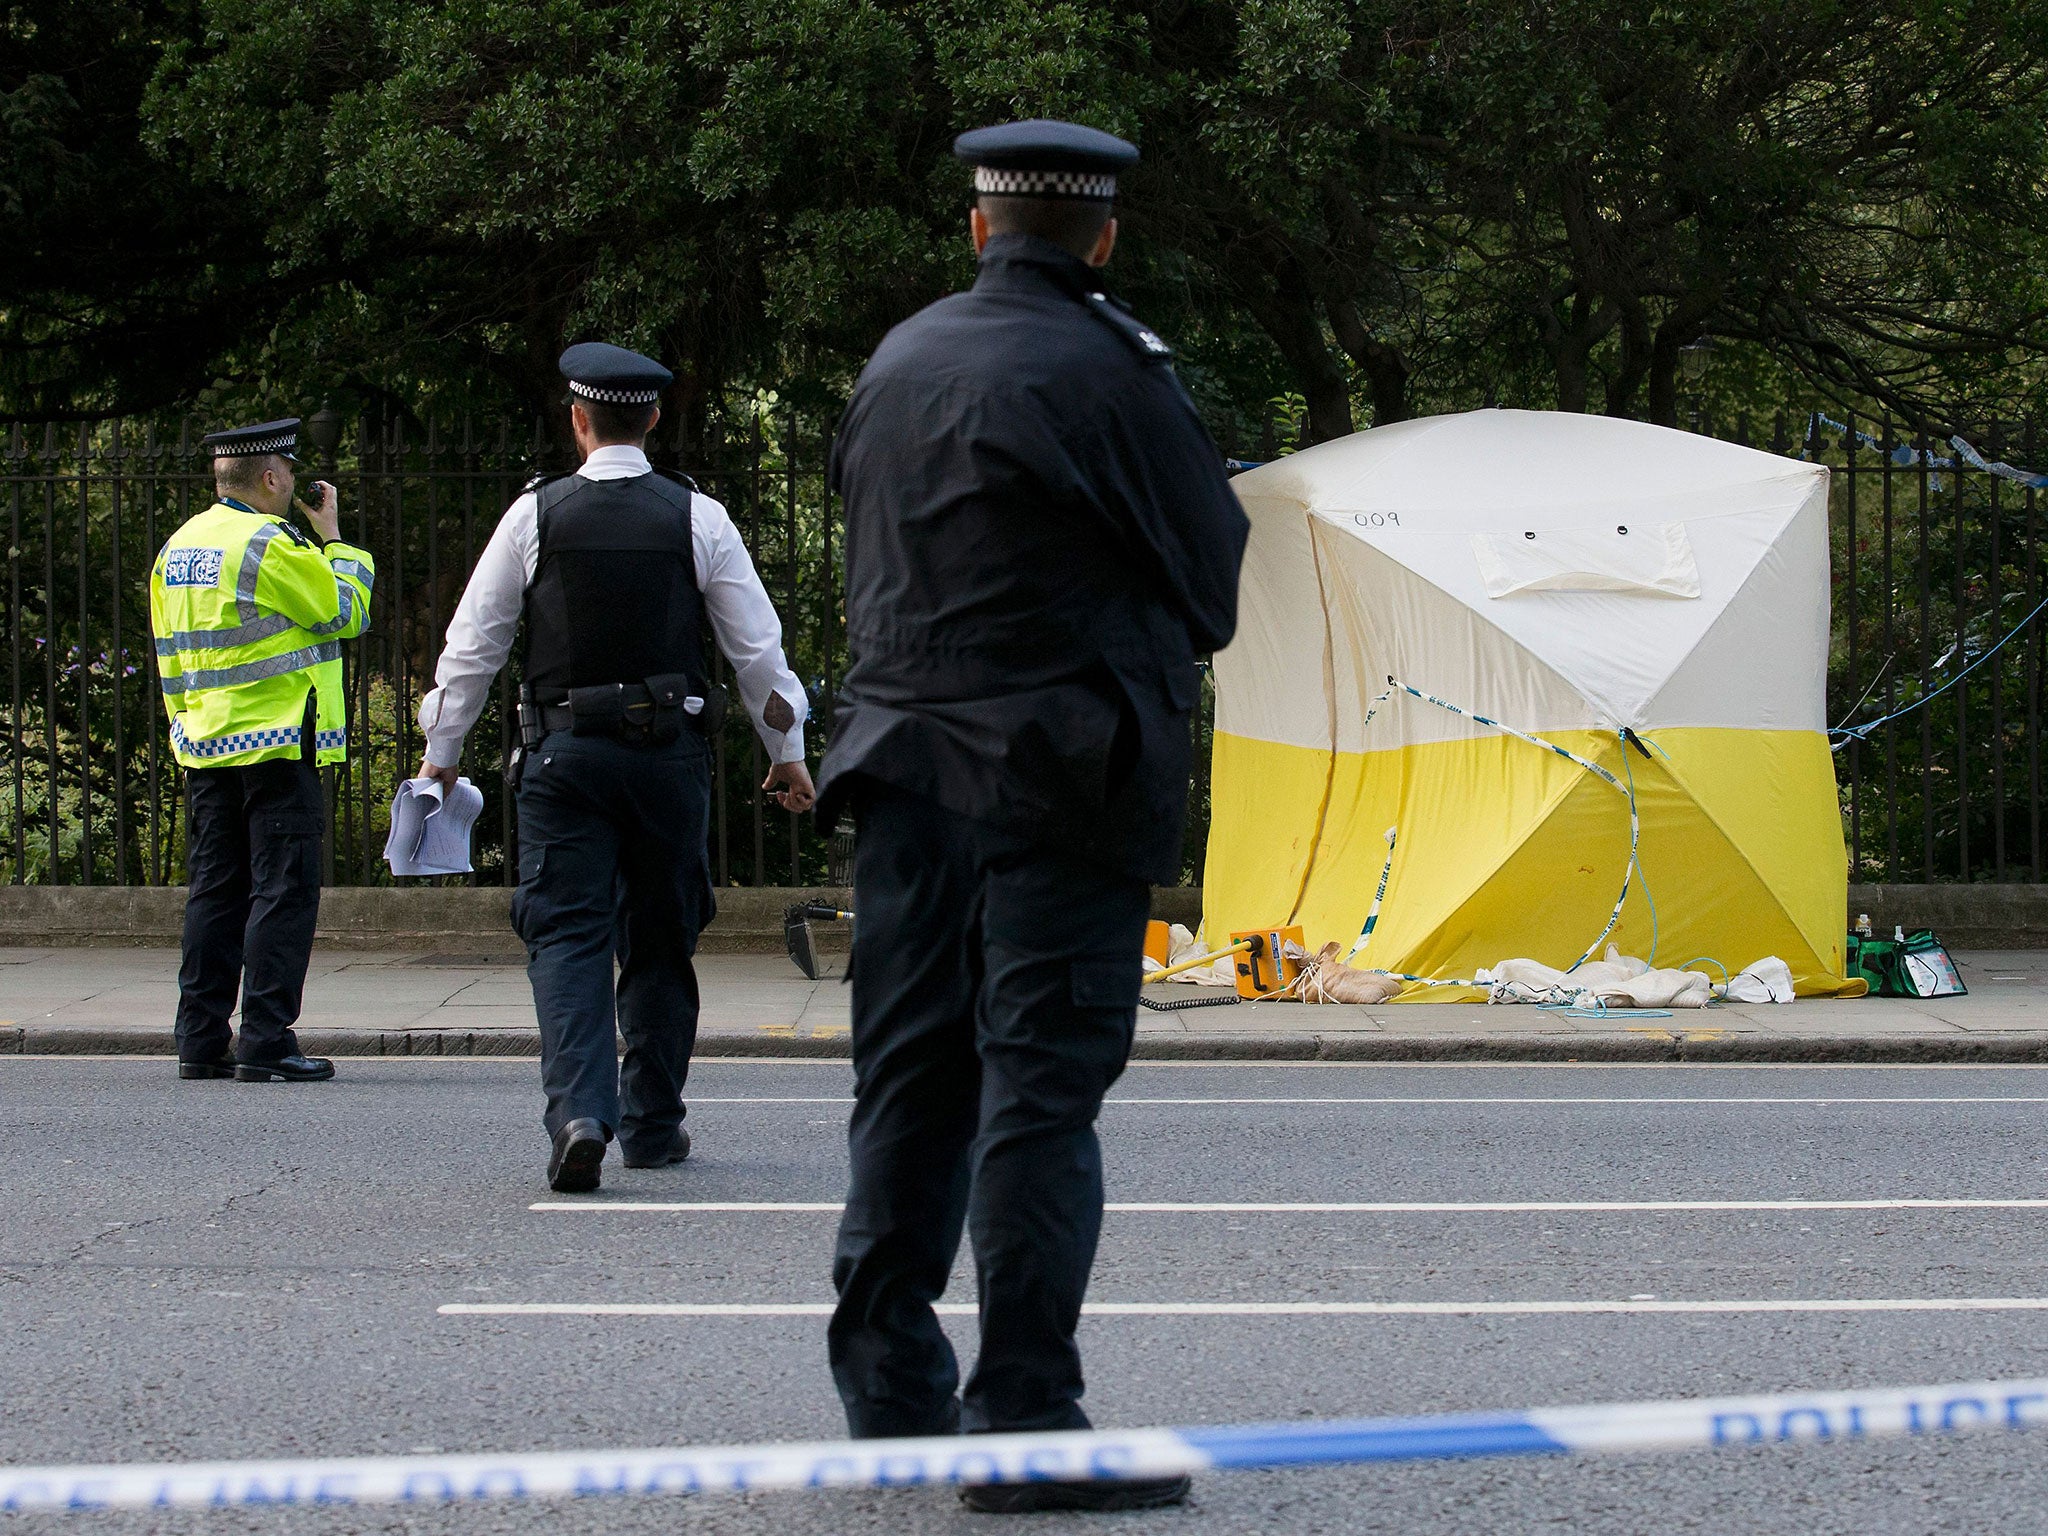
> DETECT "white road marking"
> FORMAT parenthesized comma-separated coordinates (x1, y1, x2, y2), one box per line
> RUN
(441, 1297, 2048, 1319)
(1103, 1199, 2048, 1212)
(533, 1201, 848, 1212)
(681, 1095, 2048, 1106)
(683, 1060, 2048, 1072)
(1103, 1096, 2048, 1106)
(1118, 1062, 2048, 1071)
(529, 1198, 2048, 1215)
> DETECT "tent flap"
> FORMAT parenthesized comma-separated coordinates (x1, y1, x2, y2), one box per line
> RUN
(1472, 522, 1700, 599)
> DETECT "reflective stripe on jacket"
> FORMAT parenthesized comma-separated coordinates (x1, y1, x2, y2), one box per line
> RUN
(149, 502, 375, 769)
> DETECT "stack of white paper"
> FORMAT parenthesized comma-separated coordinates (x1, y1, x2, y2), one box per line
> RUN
(384, 776, 485, 877)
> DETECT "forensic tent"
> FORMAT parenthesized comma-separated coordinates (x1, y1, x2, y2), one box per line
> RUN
(1204, 409, 1854, 997)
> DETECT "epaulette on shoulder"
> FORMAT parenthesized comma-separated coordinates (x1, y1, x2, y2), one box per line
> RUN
(522, 471, 562, 496)
(1082, 291, 1174, 363)
(652, 468, 700, 495)
(277, 520, 314, 549)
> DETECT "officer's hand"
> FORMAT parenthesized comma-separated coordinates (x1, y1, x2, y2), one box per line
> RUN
(299, 481, 341, 544)
(419, 757, 460, 793)
(763, 760, 817, 814)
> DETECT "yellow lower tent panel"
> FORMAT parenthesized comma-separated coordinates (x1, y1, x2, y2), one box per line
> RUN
(1203, 727, 1851, 999)
(1202, 729, 1336, 941)
(1647, 729, 1851, 981)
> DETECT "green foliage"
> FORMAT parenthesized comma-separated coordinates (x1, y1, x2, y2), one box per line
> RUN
(0, 0, 287, 415)
(6, 2, 2047, 458)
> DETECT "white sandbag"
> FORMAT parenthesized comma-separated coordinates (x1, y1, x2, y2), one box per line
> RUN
(1723, 955, 1794, 1003)
(1585, 967, 1714, 1009)
(1487, 947, 1711, 1008)
(1488, 946, 1651, 1002)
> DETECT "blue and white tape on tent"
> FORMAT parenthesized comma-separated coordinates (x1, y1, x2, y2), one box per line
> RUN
(1949, 435, 2048, 490)
(1805, 411, 1956, 482)
(3, 1375, 2044, 1509)
(1337, 677, 1652, 993)
(1805, 410, 2048, 492)
(1831, 585, 2048, 749)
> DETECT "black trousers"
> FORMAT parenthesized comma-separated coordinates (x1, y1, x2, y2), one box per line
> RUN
(512, 730, 715, 1158)
(829, 784, 1149, 1437)
(175, 745, 325, 1065)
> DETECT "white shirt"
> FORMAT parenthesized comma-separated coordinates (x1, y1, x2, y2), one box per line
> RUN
(418, 445, 806, 766)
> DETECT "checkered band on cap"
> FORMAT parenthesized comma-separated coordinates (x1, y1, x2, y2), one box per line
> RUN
(212, 433, 297, 458)
(974, 167, 1117, 201)
(568, 380, 663, 405)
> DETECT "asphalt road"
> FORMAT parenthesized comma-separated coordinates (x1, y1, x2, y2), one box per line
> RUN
(5, 1056, 2048, 1533)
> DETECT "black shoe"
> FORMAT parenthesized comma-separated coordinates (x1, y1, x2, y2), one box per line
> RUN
(621, 1127, 691, 1168)
(234, 1055, 335, 1083)
(960, 1475, 1191, 1514)
(548, 1118, 609, 1194)
(178, 1057, 237, 1080)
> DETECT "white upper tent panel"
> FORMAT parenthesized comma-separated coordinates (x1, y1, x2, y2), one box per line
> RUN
(1237, 409, 1822, 529)
(1222, 410, 1831, 741)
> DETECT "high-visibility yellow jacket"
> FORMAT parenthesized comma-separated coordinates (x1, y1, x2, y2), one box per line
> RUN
(149, 500, 376, 769)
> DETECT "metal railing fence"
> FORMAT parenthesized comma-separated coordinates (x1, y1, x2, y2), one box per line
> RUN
(1, 410, 855, 889)
(1666, 407, 2043, 885)
(0, 407, 2037, 888)
(1804, 411, 2045, 883)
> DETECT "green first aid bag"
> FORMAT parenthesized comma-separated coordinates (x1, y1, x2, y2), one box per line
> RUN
(1846, 930, 1967, 999)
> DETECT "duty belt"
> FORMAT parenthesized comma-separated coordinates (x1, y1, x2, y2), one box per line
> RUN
(517, 676, 726, 743)
(526, 690, 652, 734)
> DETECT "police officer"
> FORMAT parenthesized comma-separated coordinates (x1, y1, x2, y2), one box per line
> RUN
(151, 419, 376, 1083)
(417, 344, 815, 1194)
(818, 122, 1249, 1512)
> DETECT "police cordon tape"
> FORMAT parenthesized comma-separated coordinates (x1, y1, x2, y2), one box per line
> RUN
(5, 1376, 2047, 1510)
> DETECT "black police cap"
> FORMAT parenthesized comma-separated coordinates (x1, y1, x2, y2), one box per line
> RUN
(198, 419, 300, 460)
(953, 119, 1138, 202)
(559, 342, 673, 406)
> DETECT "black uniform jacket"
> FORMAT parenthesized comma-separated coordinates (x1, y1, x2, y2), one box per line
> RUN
(819, 233, 1250, 885)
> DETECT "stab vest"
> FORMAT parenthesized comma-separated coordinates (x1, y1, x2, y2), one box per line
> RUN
(522, 472, 706, 695)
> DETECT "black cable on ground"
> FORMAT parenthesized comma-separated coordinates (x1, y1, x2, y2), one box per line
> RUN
(1138, 992, 1243, 1011)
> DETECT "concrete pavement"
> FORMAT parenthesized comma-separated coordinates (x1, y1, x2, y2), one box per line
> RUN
(5, 1057, 2048, 1533)
(1, 945, 2044, 1060)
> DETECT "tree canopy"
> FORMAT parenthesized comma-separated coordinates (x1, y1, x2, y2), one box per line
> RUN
(4, 0, 2045, 440)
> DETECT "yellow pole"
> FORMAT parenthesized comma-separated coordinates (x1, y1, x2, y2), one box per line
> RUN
(1144, 938, 1253, 986)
